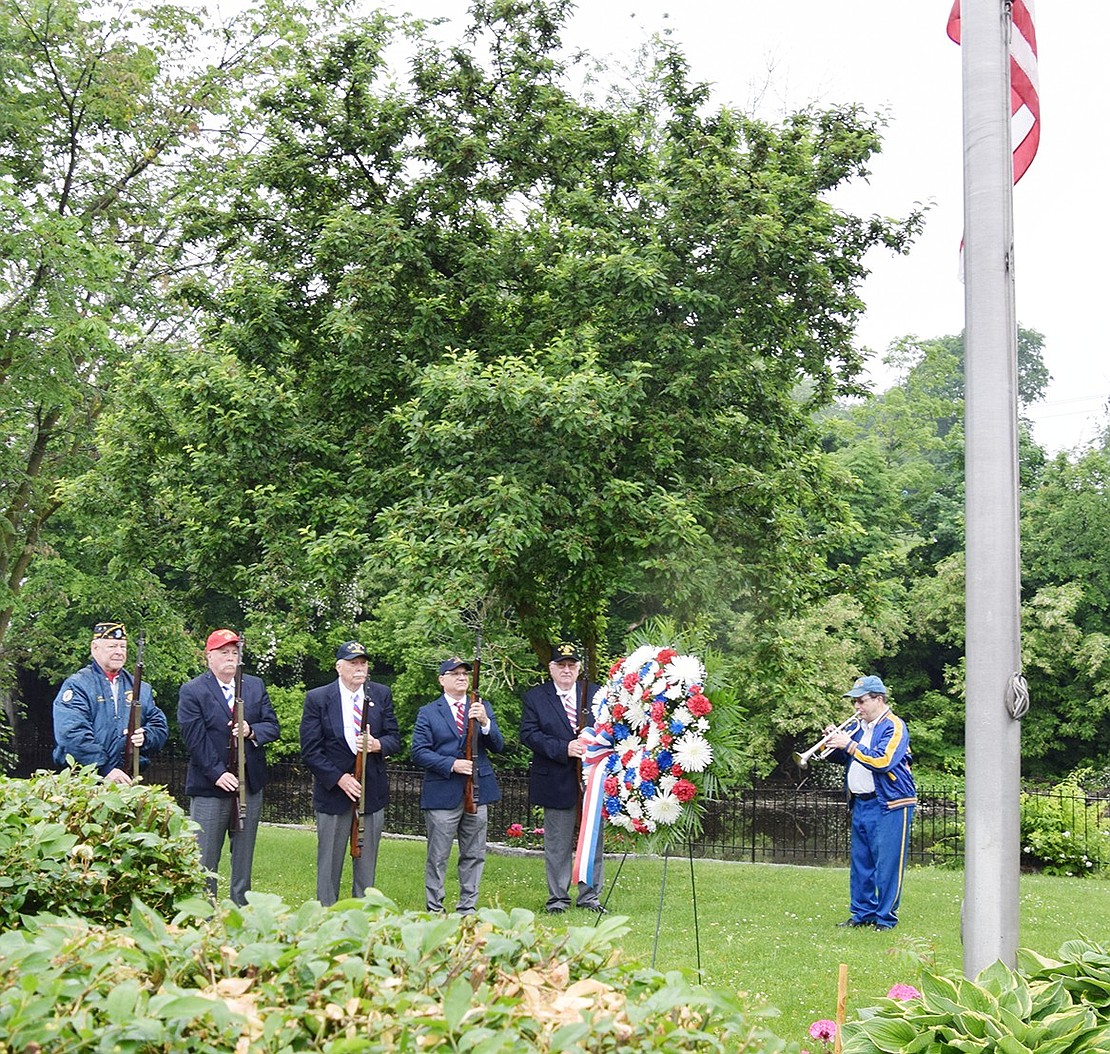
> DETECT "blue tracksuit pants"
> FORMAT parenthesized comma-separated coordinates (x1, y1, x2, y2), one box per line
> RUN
(849, 797, 915, 928)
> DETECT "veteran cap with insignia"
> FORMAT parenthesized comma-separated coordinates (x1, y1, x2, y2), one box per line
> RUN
(550, 642, 580, 664)
(205, 628, 240, 651)
(336, 641, 368, 662)
(93, 621, 126, 640)
(438, 656, 472, 675)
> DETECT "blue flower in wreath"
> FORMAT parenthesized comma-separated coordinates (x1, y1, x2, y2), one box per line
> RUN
(669, 718, 686, 735)
(656, 749, 674, 772)
(605, 796, 621, 815)
(640, 781, 657, 798)
(613, 722, 632, 739)
(605, 753, 619, 773)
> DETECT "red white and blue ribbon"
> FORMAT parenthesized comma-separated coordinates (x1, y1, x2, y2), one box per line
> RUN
(572, 725, 615, 885)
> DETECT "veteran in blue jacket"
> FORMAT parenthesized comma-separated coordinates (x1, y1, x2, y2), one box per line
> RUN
(520, 642, 605, 914)
(825, 674, 917, 931)
(53, 620, 168, 783)
(177, 628, 281, 904)
(299, 640, 401, 905)
(410, 656, 504, 914)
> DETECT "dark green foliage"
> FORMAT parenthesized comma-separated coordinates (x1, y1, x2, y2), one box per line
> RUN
(0, 765, 206, 929)
(0, 892, 795, 1052)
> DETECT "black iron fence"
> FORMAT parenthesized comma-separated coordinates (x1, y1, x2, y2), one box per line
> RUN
(10, 738, 979, 868)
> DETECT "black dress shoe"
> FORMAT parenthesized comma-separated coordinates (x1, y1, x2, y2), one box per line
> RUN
(545, 905, 567, 914)
(580, 903, 608, 914)
(836, 918, 870, 928)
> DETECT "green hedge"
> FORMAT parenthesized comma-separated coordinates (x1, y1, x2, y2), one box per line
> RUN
(0, 764, 206, 929)
(0, 894, 796, 1052)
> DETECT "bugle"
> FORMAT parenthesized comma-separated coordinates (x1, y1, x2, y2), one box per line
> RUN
(792, 714, 861, 769)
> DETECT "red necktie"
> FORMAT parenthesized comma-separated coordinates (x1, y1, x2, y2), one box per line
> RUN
(353, 692, 363, 728)
(455, 700, 466, 735)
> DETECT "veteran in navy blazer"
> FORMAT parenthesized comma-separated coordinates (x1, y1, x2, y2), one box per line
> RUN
(177, 628, 280, 905)
(410, 656, 504, 914)
(300, 640, 401, 905)
(520, 642, 605, 913)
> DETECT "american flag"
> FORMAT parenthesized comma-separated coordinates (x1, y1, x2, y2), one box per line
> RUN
(947, 0, 1040, 184)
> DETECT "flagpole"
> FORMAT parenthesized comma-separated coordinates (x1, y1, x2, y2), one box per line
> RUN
(960, 0, 1023, 975)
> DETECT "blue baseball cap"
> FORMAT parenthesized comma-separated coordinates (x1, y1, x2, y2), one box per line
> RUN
(844, 675, 888, 698)
(439, 656, 472, 675)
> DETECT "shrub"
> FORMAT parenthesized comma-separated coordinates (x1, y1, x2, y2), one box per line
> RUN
(0, 764, 206, 929)
(1020, 773, 1110, 876)
(0, 893, 796, 1053)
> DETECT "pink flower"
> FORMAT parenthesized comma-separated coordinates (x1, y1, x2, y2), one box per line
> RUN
(809, 1020, 837, 1043)
(640, 757, 660, 781)
(688, 692, 712, 717)
(506, 823, 523, 838)
(887, 984, 921, 1001)
(531, 827, 545, 837)
(622, 671, 640, 690)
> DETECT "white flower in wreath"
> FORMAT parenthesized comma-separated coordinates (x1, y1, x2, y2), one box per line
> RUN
(674, 731, 713, 772)
(626, 798, 644, 819)
(646, 794, 683, 825)
(666, 653, 705, 688)
(672, 705, 693, 727)
(626, 644, 657, 670)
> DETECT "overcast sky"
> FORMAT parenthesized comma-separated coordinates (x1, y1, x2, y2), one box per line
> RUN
(382, 2, 1105, 452)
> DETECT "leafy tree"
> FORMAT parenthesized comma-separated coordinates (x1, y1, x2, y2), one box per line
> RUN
(80, 0, 920, 717)
(0, 0, 326, 730)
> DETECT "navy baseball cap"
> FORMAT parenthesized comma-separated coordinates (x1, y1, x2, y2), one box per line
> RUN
(439, 656, 472, 675)
(336, 641, 368, 662)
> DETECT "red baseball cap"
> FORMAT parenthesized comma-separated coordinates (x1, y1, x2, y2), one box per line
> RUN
(205, 628, 240, 651)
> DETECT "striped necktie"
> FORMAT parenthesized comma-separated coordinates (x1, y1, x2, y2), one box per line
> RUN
(454, 699, 466, 735)
(560, 690, 577, 730)
(352, 691, 363, 729)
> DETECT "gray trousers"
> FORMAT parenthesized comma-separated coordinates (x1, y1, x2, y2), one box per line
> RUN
(424, 803, 487, 914)
(315, 808, 384, 906)
(190, 789, 263, 906)
(542, 805, 605, 910)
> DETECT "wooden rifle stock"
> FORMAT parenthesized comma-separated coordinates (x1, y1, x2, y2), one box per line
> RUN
(123, 634, 146, 780)
(350, 691, 370, 858)
(229, 638, 247, 833)
(462, 644, 481, 815)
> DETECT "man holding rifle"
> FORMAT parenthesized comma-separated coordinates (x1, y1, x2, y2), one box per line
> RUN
(53, 620, 168, 784)
(411, 655, 504, 915)
(300, 640, 400, 906)
(520, 642, 605, 914)
(178, 628, 280, 905)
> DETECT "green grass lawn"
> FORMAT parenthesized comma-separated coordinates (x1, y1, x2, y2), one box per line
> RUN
(220, 825, 1110, 1046)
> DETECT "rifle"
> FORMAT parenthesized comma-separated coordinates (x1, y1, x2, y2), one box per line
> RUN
(228, 638, 247, 833)
(123, 633, 146, 780)
(462, 633, 482, 815)
(350, 688, 371, 858)
(575, 655, 588, 825)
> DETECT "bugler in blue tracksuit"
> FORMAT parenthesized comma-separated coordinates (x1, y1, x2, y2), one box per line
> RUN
(53, 621, 168, 779)
(825, 674, 916, 930)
